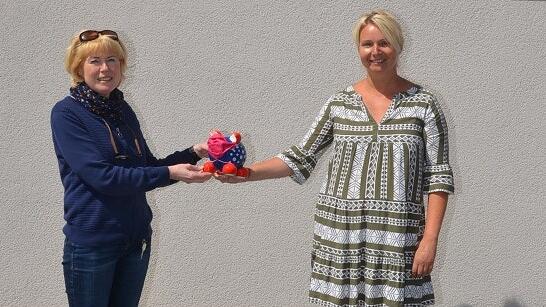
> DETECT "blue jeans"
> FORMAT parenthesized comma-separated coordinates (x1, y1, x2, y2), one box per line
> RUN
(62, 238, 151, 307)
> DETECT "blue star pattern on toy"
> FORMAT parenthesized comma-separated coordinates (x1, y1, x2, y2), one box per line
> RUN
(213, 143, 246, 169)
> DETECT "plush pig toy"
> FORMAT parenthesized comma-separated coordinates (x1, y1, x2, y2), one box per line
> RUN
(202, 131, 249, 177)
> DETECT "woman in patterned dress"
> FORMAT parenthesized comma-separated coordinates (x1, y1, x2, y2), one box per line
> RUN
(216, 10, 454, 306)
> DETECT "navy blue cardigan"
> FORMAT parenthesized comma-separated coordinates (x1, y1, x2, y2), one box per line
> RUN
(51, 95, 200, 246)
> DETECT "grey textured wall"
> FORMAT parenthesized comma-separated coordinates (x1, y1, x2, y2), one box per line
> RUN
(1, 1, 545, 306)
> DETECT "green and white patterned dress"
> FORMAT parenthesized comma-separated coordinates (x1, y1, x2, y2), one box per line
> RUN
(278, 85, 454, 307)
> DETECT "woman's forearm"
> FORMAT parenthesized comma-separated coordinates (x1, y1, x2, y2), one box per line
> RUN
(247, 157, 294, 181)
(422, 192, 449, 242)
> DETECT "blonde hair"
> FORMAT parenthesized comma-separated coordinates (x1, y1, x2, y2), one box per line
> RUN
(64, 30, 127, 87)
(352, 10, 404, 55)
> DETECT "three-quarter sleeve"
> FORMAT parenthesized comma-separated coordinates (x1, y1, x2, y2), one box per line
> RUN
(277, 96, 335, 184)
(423, 95, 455, 194)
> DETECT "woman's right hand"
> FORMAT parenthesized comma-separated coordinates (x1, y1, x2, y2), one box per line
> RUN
(213, 172, 249, 184)
(168, 164, 212, 183)
(213, 157, 293, 183)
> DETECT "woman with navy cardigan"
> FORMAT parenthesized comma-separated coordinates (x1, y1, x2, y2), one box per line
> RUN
(51, 30, 212, 306)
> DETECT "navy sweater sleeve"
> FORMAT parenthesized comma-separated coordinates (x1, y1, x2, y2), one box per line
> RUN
(124, 106, 202, 172)
(141, 141, 201, 186)
(51, 108, 171, 196)
(144, 144, 200, 167)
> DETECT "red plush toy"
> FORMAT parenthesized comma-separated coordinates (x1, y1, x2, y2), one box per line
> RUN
(202, 131, 249, 177)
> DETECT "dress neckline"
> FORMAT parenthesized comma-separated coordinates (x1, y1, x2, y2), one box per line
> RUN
(347, 84, 421, 125)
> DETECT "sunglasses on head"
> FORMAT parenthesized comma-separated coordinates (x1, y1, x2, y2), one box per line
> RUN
(79, 30, 119, 42)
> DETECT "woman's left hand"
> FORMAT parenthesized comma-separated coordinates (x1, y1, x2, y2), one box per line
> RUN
(193, 143, 209, 158)
(213, 172, 248, 184)
(411, 237, 437, 278)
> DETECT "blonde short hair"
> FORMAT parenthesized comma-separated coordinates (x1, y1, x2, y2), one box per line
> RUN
(352, 10, 404, 55)
(64, 30, 127, 87)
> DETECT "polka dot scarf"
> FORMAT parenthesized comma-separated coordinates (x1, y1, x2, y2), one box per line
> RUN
(70, 82, 125, 121)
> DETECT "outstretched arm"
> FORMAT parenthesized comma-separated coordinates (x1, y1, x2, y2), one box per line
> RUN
(214, 157, 293, 183)
(168, 163, 212, 183)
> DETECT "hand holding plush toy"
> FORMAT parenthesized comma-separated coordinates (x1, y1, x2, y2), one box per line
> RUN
(202, 131, 250, 177)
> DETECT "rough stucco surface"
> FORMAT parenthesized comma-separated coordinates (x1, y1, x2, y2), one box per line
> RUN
(1, 1, 545, 306)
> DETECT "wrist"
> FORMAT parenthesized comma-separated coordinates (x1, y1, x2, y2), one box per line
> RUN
(188, 145, 201, 159)
(421, 235, 439, 244)
(246, 167, 255, 181)
(167, 165, 174, 180)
